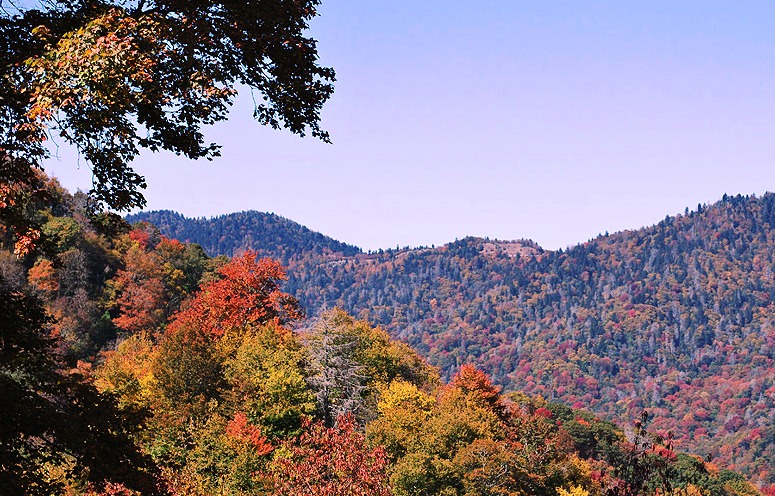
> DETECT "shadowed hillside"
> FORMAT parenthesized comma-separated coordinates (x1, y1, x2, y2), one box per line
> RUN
(126, 210, 362, 262)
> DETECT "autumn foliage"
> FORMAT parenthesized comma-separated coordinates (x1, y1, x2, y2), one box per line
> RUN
(272, 414, 391, 496)
(131, 197, 775, 487)
(0, 179, 768, 495)
(226, 412, 273, 455)
(449, 363, 507, 419)
(169, 250, 301, 336)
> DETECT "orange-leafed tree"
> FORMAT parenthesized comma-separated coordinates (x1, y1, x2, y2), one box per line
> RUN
(112, 243, 166, 333)
(170, 250, 301, 336)
(449, 363, 508, 420)
(27, 258, 59, 294)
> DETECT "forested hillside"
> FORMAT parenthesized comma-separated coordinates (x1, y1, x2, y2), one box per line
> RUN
(142, 194, 775, 489)
(126, 210, 361, 261)
(5, 175, 763, 495)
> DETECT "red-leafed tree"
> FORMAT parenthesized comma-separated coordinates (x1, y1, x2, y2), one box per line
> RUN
(272, 413, 392, 496)
(169, 250, 301, 336)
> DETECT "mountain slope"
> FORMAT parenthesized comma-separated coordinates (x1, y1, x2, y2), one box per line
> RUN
(131, 195, 775, 488)
(126, 210, 362, 262)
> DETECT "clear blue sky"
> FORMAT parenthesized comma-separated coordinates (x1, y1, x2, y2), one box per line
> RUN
(47, 1, 775, 252)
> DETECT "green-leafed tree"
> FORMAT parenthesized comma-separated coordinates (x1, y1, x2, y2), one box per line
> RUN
(222, 322, 315, 440)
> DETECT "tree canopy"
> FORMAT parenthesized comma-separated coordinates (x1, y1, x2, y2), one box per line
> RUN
(1, 0, 334, 210)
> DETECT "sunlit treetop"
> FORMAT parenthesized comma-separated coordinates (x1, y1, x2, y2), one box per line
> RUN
(1, 0, 335, 210)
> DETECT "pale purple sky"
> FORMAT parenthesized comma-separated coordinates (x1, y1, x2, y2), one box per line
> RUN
(47, 1, 775, 251)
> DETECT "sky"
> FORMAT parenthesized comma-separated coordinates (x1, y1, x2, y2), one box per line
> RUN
(46, 1, 775, 252)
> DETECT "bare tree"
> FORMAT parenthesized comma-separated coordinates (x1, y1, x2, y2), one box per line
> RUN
(301, 309, 367, 427)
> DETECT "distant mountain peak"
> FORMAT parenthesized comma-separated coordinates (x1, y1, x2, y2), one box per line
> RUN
(125, 210, 362, 261)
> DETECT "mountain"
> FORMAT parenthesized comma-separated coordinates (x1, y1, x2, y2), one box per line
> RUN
(7, 178, 764, 495)
(126, 210, 362, 262)
(128, 194, 775, 488)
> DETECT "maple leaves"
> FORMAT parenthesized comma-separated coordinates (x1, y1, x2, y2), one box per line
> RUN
(23, 8, 210, 209)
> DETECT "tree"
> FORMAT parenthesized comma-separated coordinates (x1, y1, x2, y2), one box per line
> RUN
(367, 366, 506, 496)
(615, 410, 678, 495)
(223, 322, 315, 439)
(0, 276, 161, 495)
(302, 308, 439, 426)
(27, 257, 59, 293)
(112, 243, 166, 333)
(449, 364, 508, 421)
(0, 162, 51, 256)
(170, 250, 301, 336)
(302, 309, 368, 426)
(1, 0, 335, 211)
(367, 366, 595, 496)
(271, 413, 392, 496)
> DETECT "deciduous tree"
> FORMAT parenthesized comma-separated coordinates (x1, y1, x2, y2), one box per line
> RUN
(1, 0, 335, 211)
(170, 250, 301, 336)
(0, 277, 160, 495)
(271, 413, 392, 496)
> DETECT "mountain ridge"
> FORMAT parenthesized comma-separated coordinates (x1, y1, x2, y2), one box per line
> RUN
(126, 209, 363, 262)
(126, 194, 775, 487)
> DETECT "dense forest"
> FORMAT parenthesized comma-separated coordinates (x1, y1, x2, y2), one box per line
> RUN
(132, 194, 775, 490)
(0, 175, 767, 495)
(125, 210, 362, 261)
(3, 0, 770, 493)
